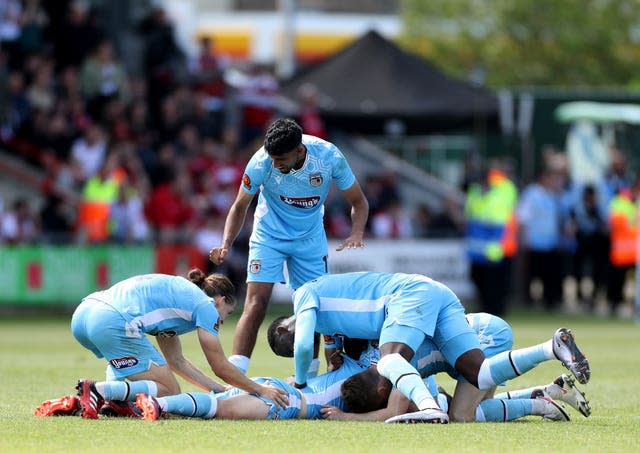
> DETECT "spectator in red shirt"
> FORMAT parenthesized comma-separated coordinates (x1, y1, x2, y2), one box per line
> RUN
(144, 169, 196, 244)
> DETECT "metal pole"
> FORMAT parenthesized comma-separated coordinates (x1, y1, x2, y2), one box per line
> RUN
(278, 0, 296, 80)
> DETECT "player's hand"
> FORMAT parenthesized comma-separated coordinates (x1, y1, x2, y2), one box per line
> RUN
(321, 405, 351, 420)
(335, 234, 365, 251)
(259, 382, 289, 409)
(209, 246, 228, 265)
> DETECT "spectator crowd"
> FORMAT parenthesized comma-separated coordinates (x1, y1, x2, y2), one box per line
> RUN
(0, 1, 637, 316)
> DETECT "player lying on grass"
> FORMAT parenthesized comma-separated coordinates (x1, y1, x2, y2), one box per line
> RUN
(269, 271, 590, 423)
(129, 313, 589, 423)
(134, 343, 378, 421)
(34, 269, 287, 419)
(271, 312, 591, 423)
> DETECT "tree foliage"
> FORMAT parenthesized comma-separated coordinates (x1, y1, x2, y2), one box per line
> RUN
(400, 0, 640, 87)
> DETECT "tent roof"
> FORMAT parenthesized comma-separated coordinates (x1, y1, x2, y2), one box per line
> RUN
(281, 30, 498, 127)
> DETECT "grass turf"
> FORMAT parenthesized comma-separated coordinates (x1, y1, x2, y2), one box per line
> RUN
(1, 309, 638, 452)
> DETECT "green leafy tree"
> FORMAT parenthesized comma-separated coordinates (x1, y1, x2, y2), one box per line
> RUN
(400, 0, 640, 87)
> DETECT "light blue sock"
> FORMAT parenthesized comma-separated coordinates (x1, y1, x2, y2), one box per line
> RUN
(478, 398, 533, 422)
(160, 392, 217, 418)
(97, 380, 158, 402)
(378, 353, 438, 410)
(477, 342, 551, 389)
(495, 387, 541, 400)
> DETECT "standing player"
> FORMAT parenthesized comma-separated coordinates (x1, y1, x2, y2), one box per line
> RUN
(268, 271, 590, 423)
(35, 269, 287, 419)
(209, 118, 369, 375)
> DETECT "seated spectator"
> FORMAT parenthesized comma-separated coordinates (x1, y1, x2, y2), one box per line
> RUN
(371, 199, 413, 239)
(1, 198, 38, 244)
(80, 40, 130, 121)
(39, 191, 74, 244)
(144, 169, 196, 244)
(69, 122, 108, 186)
(109, 180, 150, 244)
(237, 62, 278, 146)
(190, 35, 229, 115)
(296, 83, 327, 140)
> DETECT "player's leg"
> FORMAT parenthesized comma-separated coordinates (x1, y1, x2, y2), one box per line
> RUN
(136, 391, 219, 421)
(378, 326, 449, 424)
(458, 327, 590, 391)
(384, 284, 474, 424)
(230, 281, 274, 372)
(448, 380, 494, 422)
(75, 310, 172, 418)
(286, 233, 329, 376)
(494, 374, 591, 417)
(230, 238, 284, 373)
(477, 396, 570, 422)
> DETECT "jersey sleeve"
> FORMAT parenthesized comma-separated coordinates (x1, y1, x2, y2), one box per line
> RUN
(330, 146, 356, 191)
(192, 301, 222, 336)
(292, 284, 320, 314)
(241, 149, 269, 195)
(179, 279, 221, 336)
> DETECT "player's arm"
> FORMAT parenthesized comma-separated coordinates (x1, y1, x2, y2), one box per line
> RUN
(293, 308, 317, 388)
(210, 187, 254, 265)
(336, 181, 369, 251)
(155, 334, 227, 393)
(197, 328, 289, 408)
(322, 389, 412, 421)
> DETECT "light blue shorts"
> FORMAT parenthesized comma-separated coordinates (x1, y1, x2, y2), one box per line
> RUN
(446, 313, 513, 382)
(216, 377, 302, 420)
(379, 279, 480, 367)
(471, 313, 513, 358)
(246, 231, 328, 289)
(70, 299, 166, 380)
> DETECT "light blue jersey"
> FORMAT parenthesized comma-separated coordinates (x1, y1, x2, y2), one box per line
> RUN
(84, 274, 221, 337)
(302, 355, 370, 419)
(71, 274, 221, 379)
(293, 272, 464, 339)
(216, 355, 370, 420)
(242, 134, 356, 240)
(412, 313, 513, 380)
(293, 272, 477, 385)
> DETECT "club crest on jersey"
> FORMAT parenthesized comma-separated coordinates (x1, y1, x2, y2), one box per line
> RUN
(242, 174, 252, 190)
(309, 173, 323, 187)
(110, 356, 139, 369)
(280, 195, 320, 209)
(250, 259, 261, 274)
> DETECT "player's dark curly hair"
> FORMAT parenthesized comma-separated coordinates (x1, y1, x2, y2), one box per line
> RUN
(341, 370, 387, 413)
(188, 268, 236, 306)
(267, 316, 294, 357)
(264, 118, 302, 156)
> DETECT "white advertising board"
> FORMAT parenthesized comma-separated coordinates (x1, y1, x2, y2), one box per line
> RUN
(271, 239, 474, 303)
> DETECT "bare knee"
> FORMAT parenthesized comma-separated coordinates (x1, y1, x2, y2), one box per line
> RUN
(449, 408, 476, 423)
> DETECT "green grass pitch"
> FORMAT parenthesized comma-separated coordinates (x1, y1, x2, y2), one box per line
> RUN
(1, 308, 639, 452)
